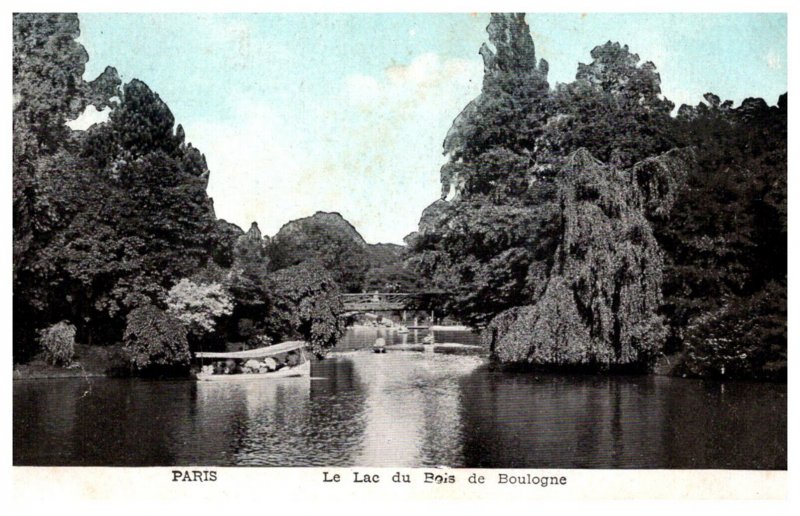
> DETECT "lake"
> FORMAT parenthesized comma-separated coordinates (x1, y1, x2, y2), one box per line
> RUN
(13, 328, 786, 468)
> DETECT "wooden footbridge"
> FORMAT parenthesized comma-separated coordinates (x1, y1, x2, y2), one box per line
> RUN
(339, 292, 448, 315)
(340, 292, 420, 312)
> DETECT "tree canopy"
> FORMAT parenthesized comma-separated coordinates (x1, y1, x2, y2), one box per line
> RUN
(263, 263, 345, 357)
(269, 212, 371, 293)
(12, 14, 349, 367)
(408, 13, 785, 377)
(13, 13, 786, 379)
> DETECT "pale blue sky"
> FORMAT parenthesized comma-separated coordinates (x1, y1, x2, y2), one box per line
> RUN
(76, 13, 787, 244)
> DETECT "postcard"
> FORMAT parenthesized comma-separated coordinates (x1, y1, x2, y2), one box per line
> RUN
(7, 2, 792, 511)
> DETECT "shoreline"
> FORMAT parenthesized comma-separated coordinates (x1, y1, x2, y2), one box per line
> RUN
(13, 345, 785, 383)
(13, 343, 127, 381)
(13, 369, 108, 381)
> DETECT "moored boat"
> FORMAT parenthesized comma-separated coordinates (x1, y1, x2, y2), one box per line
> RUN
(194, 341, 310, 381)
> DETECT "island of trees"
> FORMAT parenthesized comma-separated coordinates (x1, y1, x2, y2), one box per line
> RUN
(13, 13, 785, 381)
(406, 14, 786, 380)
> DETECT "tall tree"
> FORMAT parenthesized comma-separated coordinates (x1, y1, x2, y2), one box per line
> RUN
(485, 149, 666, 368)
(40, 79, 220, 342)
(544, 41, 677, 169)
(13, 14, 222, 358)
(263, 263, 344, 357)
(409, 13, 685, 369)
(408, 13, 557, 328)
(13, 14, 98, 359)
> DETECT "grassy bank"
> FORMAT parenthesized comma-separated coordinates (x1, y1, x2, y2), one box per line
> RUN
(13, 344, 128, 380)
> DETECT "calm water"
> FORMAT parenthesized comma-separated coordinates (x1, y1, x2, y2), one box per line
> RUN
(14, 328, 786, 468)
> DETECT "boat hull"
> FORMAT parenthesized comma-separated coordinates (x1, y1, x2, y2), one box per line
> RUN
(196, 361, 310, 381)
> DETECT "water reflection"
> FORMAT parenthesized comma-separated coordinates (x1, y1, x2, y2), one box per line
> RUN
(14, 378, 197, 466)
(73, 379, 200, 466)
(346, 353, 483, 466)
(13, 378, 84, 465)
(192, 379, 311, 465)
(656, 377, 787, 469)
(13, 348, 786, 468)
(186, 361, 368, 466)
(458, 369, 786, 469)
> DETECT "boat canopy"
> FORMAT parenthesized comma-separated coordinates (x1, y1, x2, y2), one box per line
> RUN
(195, 341, 307, 359)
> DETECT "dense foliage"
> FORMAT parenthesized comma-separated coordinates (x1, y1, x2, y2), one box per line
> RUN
(409, 13, 786, 377)
(659, 95, 788, 379)
(14, 14, 90, 360)
(12, 14, 347, 370)
(165, 279, 233, 337)
(269, 212, 371, 293)
(12, 13, 220, 358)
(264, 263, 345, 357)
(13, 13, 785, 379)
(38, 321, 77, 367)
(123, 304, 190, 372)
(486, 150, 666, 368)
(406, 15, 553, 329)
(681, 282, 786, 380)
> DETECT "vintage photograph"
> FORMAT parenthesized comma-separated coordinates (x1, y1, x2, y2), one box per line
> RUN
(12, 11, 786, 470)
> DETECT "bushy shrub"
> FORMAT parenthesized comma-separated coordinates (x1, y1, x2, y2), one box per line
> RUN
(682, 283, 786, 380)
(38, 321, 76, 367)
(123, 303, 190, 371)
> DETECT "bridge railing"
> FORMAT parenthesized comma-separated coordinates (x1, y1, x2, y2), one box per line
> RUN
(340, 293, 419, 304)
(339, 293, 425, 312)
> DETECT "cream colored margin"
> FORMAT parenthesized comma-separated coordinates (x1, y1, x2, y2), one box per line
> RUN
(13, 468, 787, 501)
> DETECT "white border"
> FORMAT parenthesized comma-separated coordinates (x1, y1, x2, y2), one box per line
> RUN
(2, 1, 795, 514)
